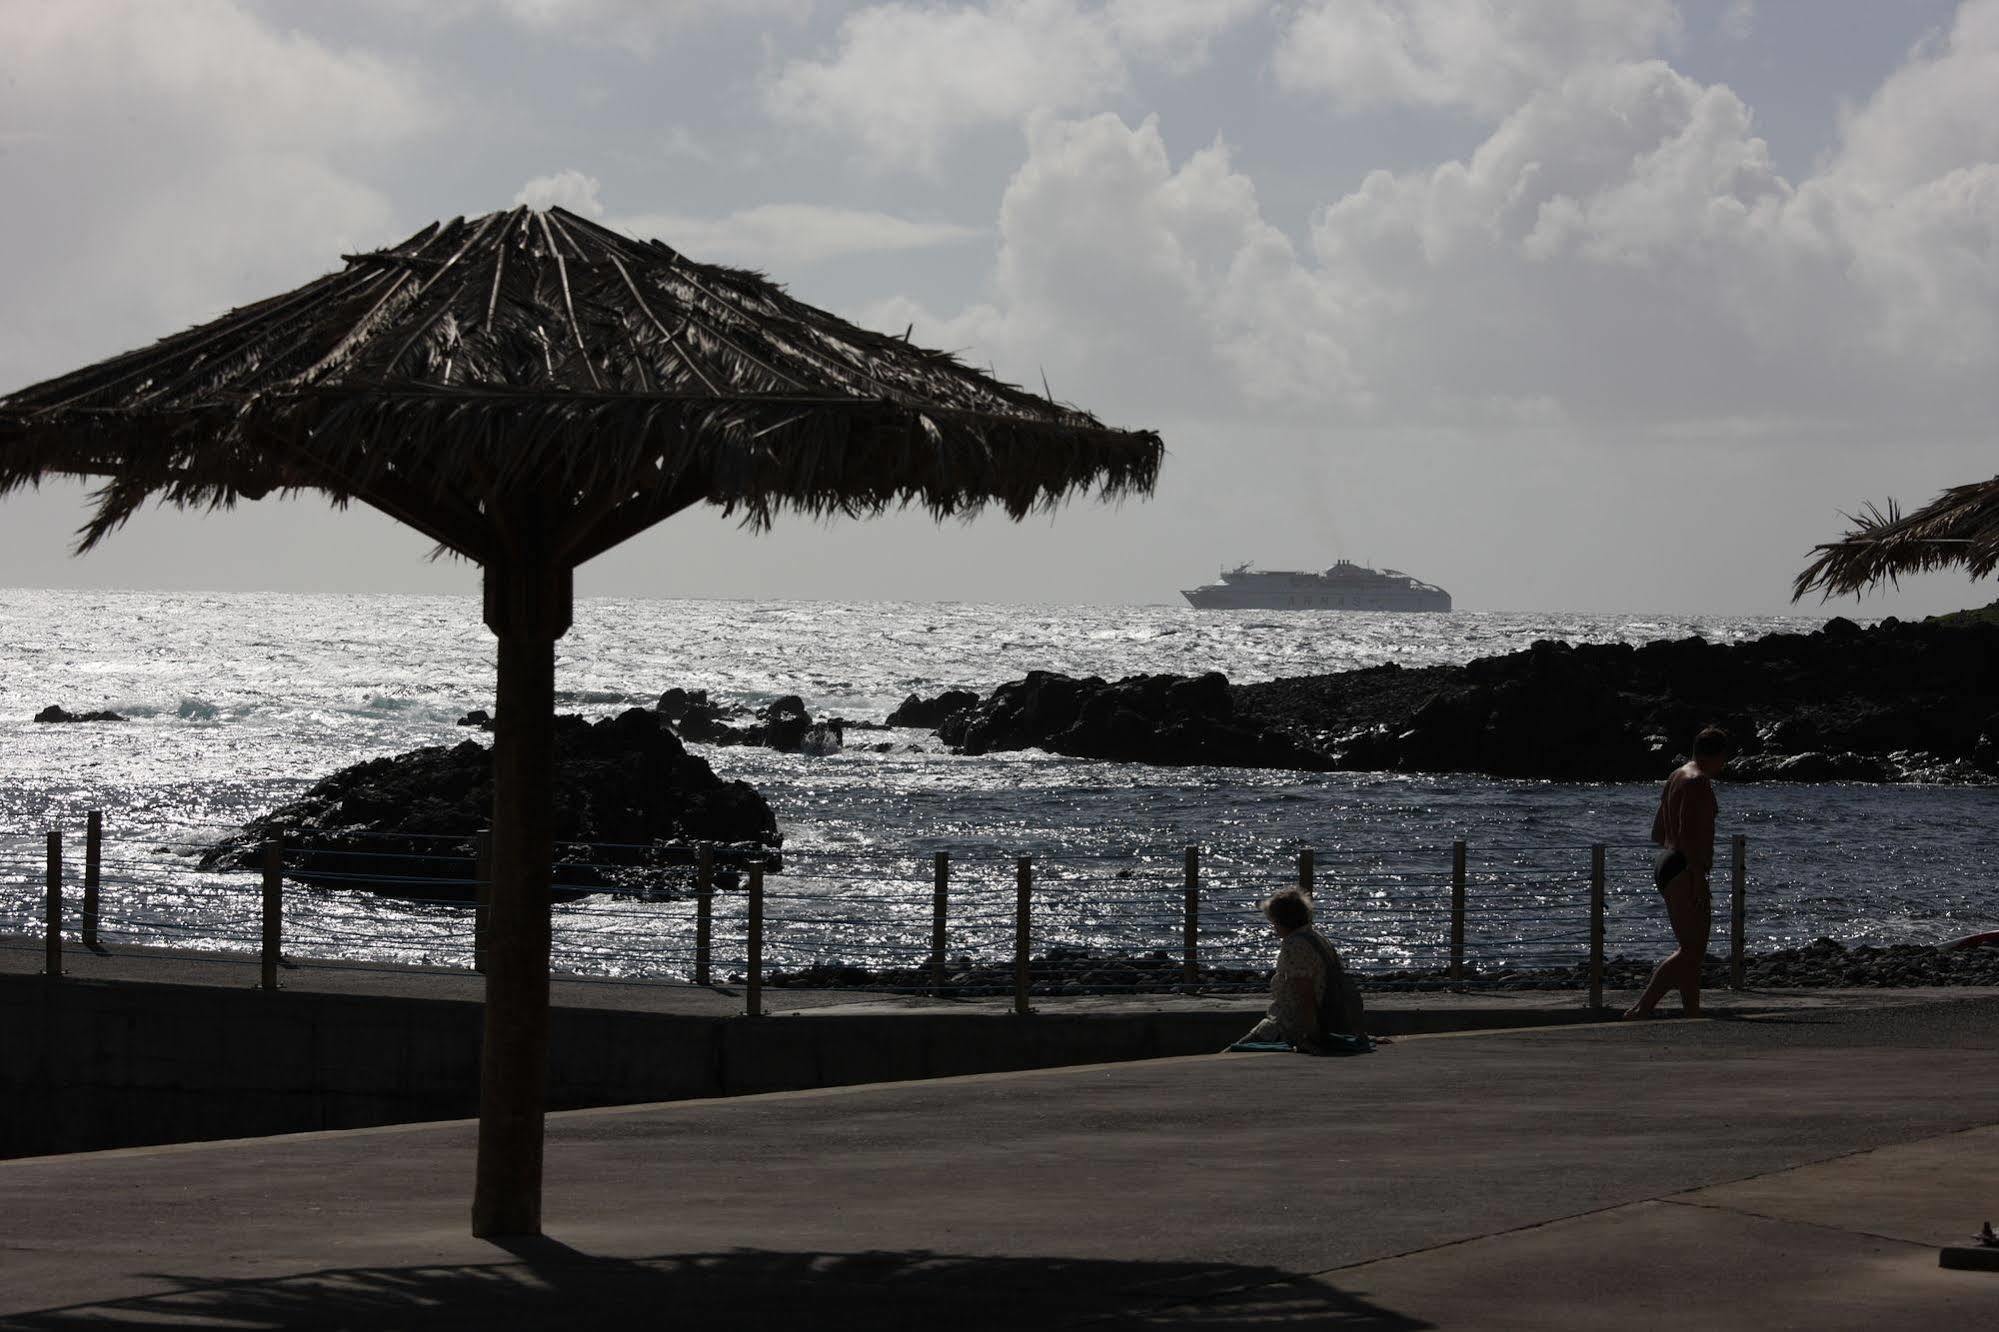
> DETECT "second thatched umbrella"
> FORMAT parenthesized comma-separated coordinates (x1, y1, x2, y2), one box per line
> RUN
(0, 204, 1162, 1235)
(1793, 477, 1999, 600)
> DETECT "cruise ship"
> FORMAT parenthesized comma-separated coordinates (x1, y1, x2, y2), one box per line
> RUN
(1181, 561, 1453, 612)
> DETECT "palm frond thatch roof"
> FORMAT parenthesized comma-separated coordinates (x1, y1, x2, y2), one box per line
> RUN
(1793, 477, 1999, 600)
(0, 206, 1162, 563)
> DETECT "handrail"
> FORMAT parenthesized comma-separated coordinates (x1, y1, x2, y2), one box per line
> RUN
(8, 813, 1752, 1005)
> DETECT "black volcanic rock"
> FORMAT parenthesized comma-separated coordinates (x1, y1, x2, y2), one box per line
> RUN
(939, 670, 1332, 771)
(654, 688, 853, 755)
(654, 687, 708, 720)
(757, 695, 812, 753)
(34, 705, 125, 723)
(886, 689, 981, 729)
(654, 687, 748, 743)
(199, 707, 780, 899)
(1234, 615, 1999, 784)
(906, 615, 1999, 783)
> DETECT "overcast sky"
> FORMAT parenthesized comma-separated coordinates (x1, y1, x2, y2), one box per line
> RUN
(4, 0, 1997, 615)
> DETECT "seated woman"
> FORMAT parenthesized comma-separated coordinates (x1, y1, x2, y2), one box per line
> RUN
(1230, 887, 1367, 1054)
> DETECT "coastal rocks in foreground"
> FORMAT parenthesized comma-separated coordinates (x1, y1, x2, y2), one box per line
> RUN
(755, 936, 1999, 995)
(34, 705, 125, 723)
(200, 707, 779, 899)
(1457, 936, 1999, 991)
(932, 670, 1332, 771)
(763, 946, 1264, 994)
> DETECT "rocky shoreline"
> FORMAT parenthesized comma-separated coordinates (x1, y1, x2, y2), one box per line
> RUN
(42, 613, 1999, 789)
(884, 612, 1999, 784)
(752, 937, 1999, 994)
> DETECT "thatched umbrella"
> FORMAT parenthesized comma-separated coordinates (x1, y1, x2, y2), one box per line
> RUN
(0, 205, 1162, 1235)
(1793, 479, 1999, 599)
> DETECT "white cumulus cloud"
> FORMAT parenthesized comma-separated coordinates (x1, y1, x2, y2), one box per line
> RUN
(372, 0, 814, 53)
(0, 0, 442, 391)
(766, 0, 1266, 171)
(1106, 0, 1269, 71)
(870, 2, 1999, 434)
(516, 169, 608, 215)
(1274, 0, 1680, 118)
(858, 114, 1361, 414)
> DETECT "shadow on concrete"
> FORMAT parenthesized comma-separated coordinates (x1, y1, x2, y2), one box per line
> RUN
(0, 1245, 1430, 1330)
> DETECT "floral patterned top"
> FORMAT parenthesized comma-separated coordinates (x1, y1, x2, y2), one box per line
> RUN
(1240, 927, 1334, 1051)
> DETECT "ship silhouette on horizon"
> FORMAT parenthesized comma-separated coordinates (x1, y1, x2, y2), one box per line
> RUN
(1181, 560, 1453, 612)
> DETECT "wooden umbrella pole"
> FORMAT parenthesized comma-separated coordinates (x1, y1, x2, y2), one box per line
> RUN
(472, 560, 570, 1238)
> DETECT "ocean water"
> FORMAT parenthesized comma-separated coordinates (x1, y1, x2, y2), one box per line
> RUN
(2, 588, 1995, 982)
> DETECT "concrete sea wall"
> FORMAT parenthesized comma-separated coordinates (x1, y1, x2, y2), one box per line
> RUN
(1, 973, 1604, 1159)
(0, 975, 1260, 1158)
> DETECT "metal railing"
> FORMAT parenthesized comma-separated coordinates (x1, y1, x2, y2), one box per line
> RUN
(0, 815, 1751, 1014)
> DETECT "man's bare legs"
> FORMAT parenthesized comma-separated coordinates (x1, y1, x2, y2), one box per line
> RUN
(1625, 875, 1710, 1018)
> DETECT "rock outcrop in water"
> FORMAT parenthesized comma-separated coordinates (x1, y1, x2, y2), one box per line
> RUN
(934, 670, 1334, 770)
(655, 687, 746, 744)
(898, 616, 1999, 784)
(655, 688, 851, 754)
(886, 689, 980, 729)
(1233, 614, 1999, 783)
(200, 707, 780, 899)
(34, 705, 125, 723)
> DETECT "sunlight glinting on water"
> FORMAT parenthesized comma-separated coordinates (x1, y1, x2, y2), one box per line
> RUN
(3, 589, 1997, 977)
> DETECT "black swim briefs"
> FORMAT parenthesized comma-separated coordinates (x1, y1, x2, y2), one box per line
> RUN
(1653, 848, 1689, 891)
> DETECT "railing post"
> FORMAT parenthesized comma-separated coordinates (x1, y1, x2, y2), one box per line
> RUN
(1182, 845, 1199, 993)
(1014, 856, 1032, 1016)
(1589, 844, 1606, 1012)
(1449, 840, 1467, 984)
(745, 862, 764, 1018)
(1298, 847, 1314, 896)
(472, 828, 493, 974)
(1730, 834, 1747, 990)
(43, 830, 61, 978)
(82, 810, 102, 950)
(931, 851, 949, 998)
(469, 824, 493, 972)
(694, 845, 715, 986)
(261, 839, 283, 992)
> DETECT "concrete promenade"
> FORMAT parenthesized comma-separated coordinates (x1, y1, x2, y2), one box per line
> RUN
(3, 994, 1996, 1328)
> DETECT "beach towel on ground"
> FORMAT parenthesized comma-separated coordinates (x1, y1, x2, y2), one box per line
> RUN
(1314, 1031, 1377, 1056)
(1225, 1034, 1375, 1056)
